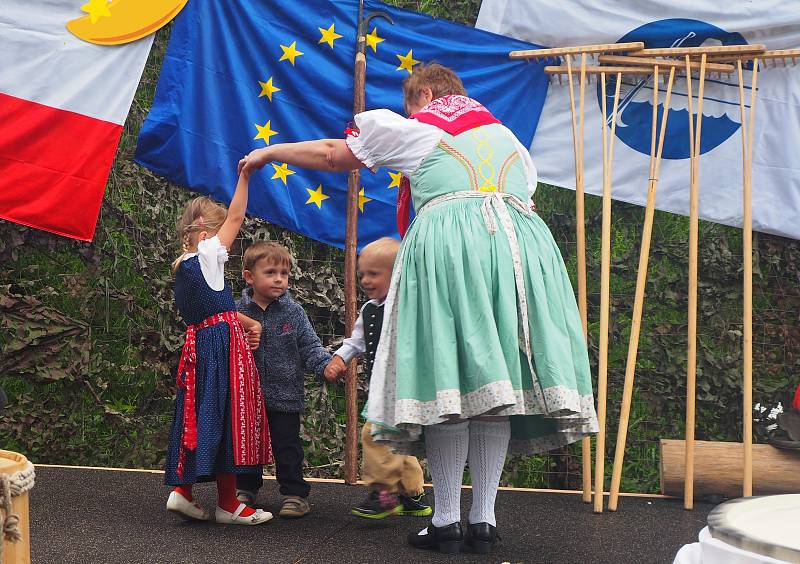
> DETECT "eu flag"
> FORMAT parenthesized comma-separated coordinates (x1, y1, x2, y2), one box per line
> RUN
(135, 0, 549, 249)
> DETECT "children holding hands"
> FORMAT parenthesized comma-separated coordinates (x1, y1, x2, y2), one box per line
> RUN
(165, 169, 273, 525)
(234, 241, 331, 518)
(324, 238, 431, 520)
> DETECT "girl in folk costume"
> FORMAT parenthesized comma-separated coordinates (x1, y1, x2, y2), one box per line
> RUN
(164, 169, 273, 526)
(240, 64, 598, 553)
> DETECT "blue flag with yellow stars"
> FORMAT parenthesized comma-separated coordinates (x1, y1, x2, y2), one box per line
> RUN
(135, 0, 549, 249)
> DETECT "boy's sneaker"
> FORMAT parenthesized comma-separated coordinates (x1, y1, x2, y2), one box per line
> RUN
(236, 489, 256, 506)
(351, 490, 401, 519)
(397, 493, 433, 517)
(279, 495, 310, 518)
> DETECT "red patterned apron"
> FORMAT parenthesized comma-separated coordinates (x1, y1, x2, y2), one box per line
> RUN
(175, 311, 271, 477)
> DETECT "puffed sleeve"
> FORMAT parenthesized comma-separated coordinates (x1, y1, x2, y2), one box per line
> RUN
(346, 109, 442, 175)
(196, 235, 228, 291)
(502, 124, 538, 202)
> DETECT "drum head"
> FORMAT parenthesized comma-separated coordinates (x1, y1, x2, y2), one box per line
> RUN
(708, 494, 800, 563)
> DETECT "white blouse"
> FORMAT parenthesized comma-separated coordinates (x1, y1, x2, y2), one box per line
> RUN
(346, 108, 538, 200)
(182, 235, 228, 291)
(346, 109, 442, 175)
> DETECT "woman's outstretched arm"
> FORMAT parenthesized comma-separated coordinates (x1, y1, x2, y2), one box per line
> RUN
(238, 139, 363, 176)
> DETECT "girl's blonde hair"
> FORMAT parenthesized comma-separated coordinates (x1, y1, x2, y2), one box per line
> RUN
(171, 196, 228, 274)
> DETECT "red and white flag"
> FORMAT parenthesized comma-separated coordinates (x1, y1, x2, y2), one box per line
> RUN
(0, 0, 152, 241)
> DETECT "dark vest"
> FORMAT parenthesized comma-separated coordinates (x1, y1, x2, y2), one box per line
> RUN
(362, 301, 385, 376)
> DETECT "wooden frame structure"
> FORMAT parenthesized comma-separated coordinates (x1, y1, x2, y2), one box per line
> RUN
(509, 42, 800, 512)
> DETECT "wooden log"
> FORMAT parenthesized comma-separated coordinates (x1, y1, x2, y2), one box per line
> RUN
(660, 440, 800, 498)
(0, 451, 31, 564)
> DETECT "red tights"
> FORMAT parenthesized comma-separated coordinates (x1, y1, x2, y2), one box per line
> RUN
(172, 473, 255, 517)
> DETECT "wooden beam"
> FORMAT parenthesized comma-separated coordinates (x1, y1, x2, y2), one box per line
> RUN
(510, 41, 644, 59)
(629, 44, 766, 58)
(598, 55, 734, 73)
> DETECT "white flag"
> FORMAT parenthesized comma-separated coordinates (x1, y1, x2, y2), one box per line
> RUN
(477, 1, 800, 240)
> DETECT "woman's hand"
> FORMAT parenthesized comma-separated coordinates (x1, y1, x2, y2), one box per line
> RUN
(323, 355, 347, 383)
(238, 148, 271, 176)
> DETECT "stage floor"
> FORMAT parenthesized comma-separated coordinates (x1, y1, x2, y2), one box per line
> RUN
(29, 466, 712, 563)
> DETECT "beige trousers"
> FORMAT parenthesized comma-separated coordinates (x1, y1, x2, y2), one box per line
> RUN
(361, 422, 424, 496)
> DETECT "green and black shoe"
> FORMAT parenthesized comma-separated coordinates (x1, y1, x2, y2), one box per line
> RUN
(351, 491, 401, 520)
(397, 493, 433, 517)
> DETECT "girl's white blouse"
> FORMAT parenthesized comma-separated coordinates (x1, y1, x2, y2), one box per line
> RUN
(182, 235, 228, 291)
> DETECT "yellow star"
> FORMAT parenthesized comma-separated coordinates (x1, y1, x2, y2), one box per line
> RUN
(258, 77, 281, 102)
(318, 23, 343, 49)
(365, 27, 385, 53)
(81, 0, 111, 24)
(358, 188, 372, 213)
(305, 185, 330, 209)
(279, 41, 304, 65)
(396, 49, 420, 74)
(271, 162, 295, 185)
(387, 171, 403, 189)
(254, 120, 278, 145)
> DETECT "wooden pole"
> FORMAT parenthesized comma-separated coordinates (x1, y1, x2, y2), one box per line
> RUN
(685, 54, 707, 510)
(737, 58, 759, 498)
(578, 55, 593, 504)
(609, 67, 676, 511)
(565, 53, 593, 504)
(343, 2, 368, 485)
(593, 72, 622, 514)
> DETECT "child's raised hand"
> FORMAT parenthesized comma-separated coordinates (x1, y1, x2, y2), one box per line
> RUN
(324, 355, 347, 383)
(237, 313, 262, 350)
(238, 148, 271, 176)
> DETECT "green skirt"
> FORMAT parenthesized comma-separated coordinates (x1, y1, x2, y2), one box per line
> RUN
(366, 192, 598, 455)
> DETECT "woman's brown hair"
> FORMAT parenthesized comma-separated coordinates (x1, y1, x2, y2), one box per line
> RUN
(402, 63, 466, 113)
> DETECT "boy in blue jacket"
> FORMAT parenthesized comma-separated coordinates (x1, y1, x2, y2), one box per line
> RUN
(235, 241, 331, 518)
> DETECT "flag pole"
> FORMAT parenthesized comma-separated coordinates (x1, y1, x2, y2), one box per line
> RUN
(343, 1, 392, 485)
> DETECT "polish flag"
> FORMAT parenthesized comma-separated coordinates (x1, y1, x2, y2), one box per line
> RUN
(0, 1, 153, 241)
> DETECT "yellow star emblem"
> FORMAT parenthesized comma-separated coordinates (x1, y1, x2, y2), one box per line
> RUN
(81, 0, 111, 24)
(271, 162, 295, 185)
(279, 41, 304, 65)
(396, 49, 420, 74)
(358, 188, 372, 213)
(305, 185, 330, 209)
(254, 120, 278, 145)
(387, 171, 403, 189)
(365, 27, 385, 53)
(318, 23, 343, 49)
(258, 77, 281, 102)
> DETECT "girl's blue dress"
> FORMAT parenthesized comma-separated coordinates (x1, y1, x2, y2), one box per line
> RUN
(164, 255, 261, 485)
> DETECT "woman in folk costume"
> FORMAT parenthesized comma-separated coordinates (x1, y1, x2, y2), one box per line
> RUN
(240, 63, 598, 554)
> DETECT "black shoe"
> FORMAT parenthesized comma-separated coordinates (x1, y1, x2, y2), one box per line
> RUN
(408, 522, 463, 553)
(351, 491, 401, 520)
(465, 522, 499, 554)
(397, 493, 433, 517)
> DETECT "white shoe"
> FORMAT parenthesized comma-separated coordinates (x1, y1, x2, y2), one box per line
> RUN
(215, 503, 273, 525)
(166, 491, 210, 521)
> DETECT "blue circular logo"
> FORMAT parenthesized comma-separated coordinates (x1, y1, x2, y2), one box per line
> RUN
(598, 19, 748, 159)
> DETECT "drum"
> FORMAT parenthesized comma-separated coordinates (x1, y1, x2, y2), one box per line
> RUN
(708, 494, 800, 563)
(0, 450, 33, 564)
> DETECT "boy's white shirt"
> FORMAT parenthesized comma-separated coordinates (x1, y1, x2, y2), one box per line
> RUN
(334, 297, 386, 363)
(181, 235, 228, 291)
